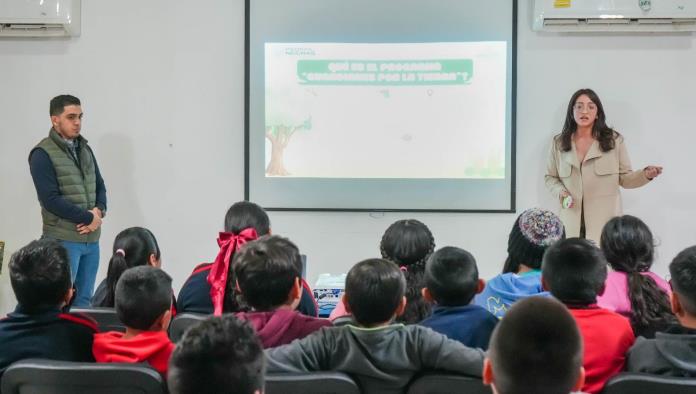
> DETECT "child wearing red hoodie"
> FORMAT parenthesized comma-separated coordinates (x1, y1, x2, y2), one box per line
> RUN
(542, 238, 635, 394)
(234, 235, 332, 348)
(93, 266, 175, 376)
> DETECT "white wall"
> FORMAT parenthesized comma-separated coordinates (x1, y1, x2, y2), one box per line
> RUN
(1, 0, 694, 315)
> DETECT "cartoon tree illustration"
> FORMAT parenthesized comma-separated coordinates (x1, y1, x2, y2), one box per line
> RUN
(265, 117, 312, 176)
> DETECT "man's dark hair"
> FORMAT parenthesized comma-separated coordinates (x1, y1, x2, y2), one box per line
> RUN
(345, 258, 406, 326)
(168, 315, 265, 394)
(669, 246, 696, 316)
(425, 246, 479, 306)
(9, 239, 71, 310)
(233, 235, 302, 310)
(542, 238, 607, 304)
(488, 297, 583, 394)
(50, 94, 81, 116)
(115, 266, 172, 330)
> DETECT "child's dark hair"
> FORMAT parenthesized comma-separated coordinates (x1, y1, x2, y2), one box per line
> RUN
(222, 201, 271, 313)
(98, 227, 161, 307)
(233, 235, 302, 311)
(601, 215, 674, 337)
(224, 201, 270, 235)
(669, 246, 696, 316)
(50, 94, 81, 116)
(542, 238, 607, 304)
(488, 297, 583, 394)
(425, 246, 479, 306)
(380, 219, 435, 324)
(115, 266, 172, 330)
(9, 239, 71, 311)
(168, 315, 265, 394)
(345, 258, 406, 326)
(502, 208, 565, 274)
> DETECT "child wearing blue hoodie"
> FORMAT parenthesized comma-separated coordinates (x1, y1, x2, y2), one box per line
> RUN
(420, 247, 498, 349)
(474, 208, 565, 318)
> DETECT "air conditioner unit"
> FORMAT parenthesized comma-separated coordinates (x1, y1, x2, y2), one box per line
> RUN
(0, 0, 81, 37)
(533, 0, 696, 32)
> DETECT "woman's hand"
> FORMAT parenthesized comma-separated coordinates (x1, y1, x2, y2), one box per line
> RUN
(644, 166, 663, 180)
(560, 190, 574, 208)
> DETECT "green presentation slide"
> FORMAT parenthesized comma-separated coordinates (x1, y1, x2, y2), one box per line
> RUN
(265, 42, 507, 179)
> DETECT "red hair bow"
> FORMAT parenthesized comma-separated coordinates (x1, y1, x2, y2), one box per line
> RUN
(207, 228, 258, 316)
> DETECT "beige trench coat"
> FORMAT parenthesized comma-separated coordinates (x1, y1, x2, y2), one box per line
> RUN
(545, 134, 650, 242)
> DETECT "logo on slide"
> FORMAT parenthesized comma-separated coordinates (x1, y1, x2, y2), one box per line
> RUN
(639, 0, 651, 12)
(285, 47, 316, 56)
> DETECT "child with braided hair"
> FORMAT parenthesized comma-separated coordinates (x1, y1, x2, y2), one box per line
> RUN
(330, 219, 436, 324)
(381, 219, 436, 324)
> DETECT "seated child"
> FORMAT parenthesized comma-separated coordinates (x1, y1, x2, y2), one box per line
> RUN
(234, 235, 332, 348)
(92, 266, 174, 376)
(542, 238, 635, 394)
(597, 215, 674, 338)
(483, 296, 585, 394)
(419, 246, 498, 349)
(330, 219, 436, 324)
(168, 315, 265, 394)
(627, 245, 696, 376)
(0, 239, 97, 376)
(475, 208, 565, 318)
(92, 226, 169, 308)
(266, 258, 485, 394)
(177, 201, 317, 317)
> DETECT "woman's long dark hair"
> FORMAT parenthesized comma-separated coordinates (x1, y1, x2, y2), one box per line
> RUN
(100, 227, 161, 307)
(380, 219, 435, 324)
(221, 201, 270, 313)
(600, 215, 675, 338)
(556, 88, 618, 153)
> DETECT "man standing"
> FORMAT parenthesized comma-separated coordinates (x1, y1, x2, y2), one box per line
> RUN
(29, 95, 107, 307)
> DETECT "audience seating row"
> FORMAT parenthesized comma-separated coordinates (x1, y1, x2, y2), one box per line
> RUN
(3, 358, 696, 394)
(70, 308, 208, 343)
(0, 360, 483, 394)
(72, 307, 345, 343)
(73, 307, 345, 342)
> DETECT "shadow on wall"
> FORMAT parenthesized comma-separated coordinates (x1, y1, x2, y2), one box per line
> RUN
(96, 132, 145, 235)
(0, 240, 18, 316)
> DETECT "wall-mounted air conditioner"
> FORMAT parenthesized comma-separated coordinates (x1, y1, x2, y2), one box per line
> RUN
(0, 0, 81, 37)
(533, 0, 696, 32)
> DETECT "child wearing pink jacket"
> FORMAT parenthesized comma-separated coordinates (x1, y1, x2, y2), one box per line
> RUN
(596, 215, 675, 338)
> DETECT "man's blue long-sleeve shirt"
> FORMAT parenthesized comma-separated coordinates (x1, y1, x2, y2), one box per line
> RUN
(29, 147, 107, 225)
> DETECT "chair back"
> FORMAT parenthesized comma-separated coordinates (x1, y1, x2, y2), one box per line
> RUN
(168, 313, 207, 342)
(70, 307, 126, 332)
(265, 372, 360, 394)
(407, 373, 491, 394)
(1, 359, 165, 394)
(602, 372, 696, 394)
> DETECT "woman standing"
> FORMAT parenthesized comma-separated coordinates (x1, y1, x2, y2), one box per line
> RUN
(545, 88, 662, 242)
